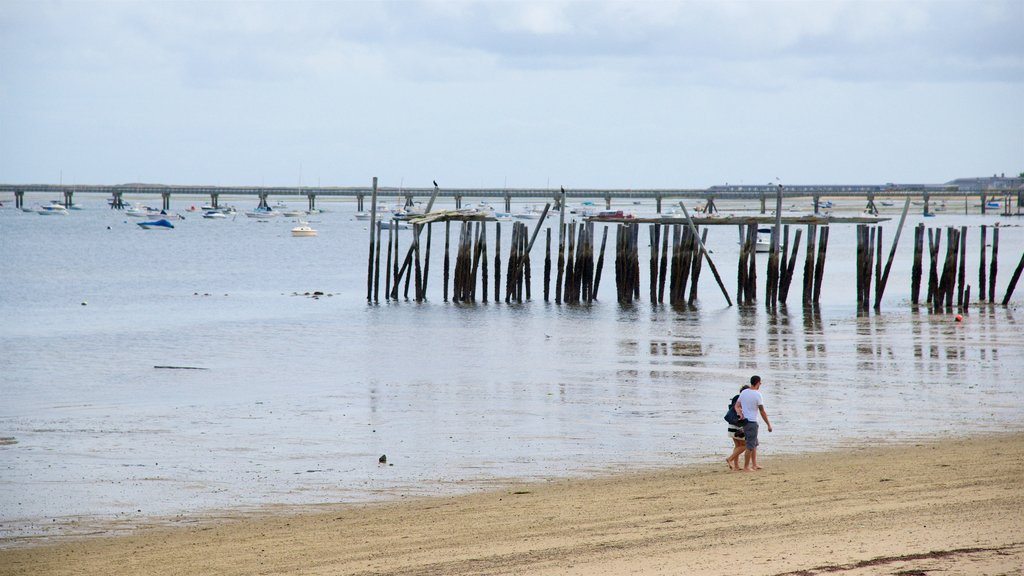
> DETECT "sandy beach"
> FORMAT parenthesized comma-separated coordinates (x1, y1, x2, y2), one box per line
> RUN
(2, 432, 1021, 575)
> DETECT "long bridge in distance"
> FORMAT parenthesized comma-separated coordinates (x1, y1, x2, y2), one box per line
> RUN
(3, 175, 1022, 215)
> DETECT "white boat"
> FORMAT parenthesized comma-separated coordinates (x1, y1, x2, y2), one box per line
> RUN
(754, 227, 785, 253)
(245, 208, 279, 219)
(291, 225, 318, 237)
(380, 220, 411, 230)
(36, 205, 68, 215)
(282, 210, 307, 218)
(203, 210, 228, 219)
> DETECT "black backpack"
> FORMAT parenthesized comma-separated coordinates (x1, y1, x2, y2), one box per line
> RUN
(724, 394, 742, 426)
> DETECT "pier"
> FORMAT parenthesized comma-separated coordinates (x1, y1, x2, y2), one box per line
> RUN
(3, 176, 1022, 217)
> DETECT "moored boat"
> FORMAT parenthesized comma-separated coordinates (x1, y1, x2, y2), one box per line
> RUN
(137, 219, 175, 230)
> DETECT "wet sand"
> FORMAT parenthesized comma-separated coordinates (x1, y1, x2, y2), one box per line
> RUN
(2, 432, 1021, 575)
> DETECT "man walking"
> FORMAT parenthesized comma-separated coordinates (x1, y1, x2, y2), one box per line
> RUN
(739, 375, 773, 471)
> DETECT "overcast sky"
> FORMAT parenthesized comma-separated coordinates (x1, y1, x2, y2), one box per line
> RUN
(1, 0, 1021, 189)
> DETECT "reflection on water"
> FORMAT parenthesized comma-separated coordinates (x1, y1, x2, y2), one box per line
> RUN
(0, 203, 1022, 545)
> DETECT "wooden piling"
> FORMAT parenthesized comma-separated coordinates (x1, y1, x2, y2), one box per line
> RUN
(812, 227, 829, 305)
(423, 224, 432, 300)
(1002, 249, 1024, 305)
(544, 228, 552, 302)
(689, 229, 709, 305)
(564, 222, 577, 304)
(373, 221, 382, 303)
(926, 228, 939, 307)
(494, 223, 502, 303)
(957, 226, 967, 307)
(413, 224, 423, 301)
(746, 224, 758, 304)
(385, 224, 394, 302)
(658, 225, 669, 303)
(911, 224, 924, 305)
(443, 221, 450, 302)
(593, 225, 609, 301)
(555, 223, 565, 305)
(803, 224, 817, 306)
(649, 225, 660, 303)
(480, 222, 488, 303)
(392, 219, 401, 300)
(366, 176, 379, 303)
(989, 227, 999, 303)
(876, 195, 909, 307)
(979, 225, 987, 302)
(779, 227, 801, 304)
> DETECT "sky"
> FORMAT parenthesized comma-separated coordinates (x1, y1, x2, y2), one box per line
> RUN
(1, 0, 1022, 189)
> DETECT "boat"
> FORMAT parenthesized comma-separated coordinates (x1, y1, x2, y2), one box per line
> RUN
(380, 220, 411, 230)
(36, 204, 69, 215)
(203, 210, 228, 219)
(282, 210, 307, 218)
(754, 227, 786, 253)
(245, 208, 279, 219)
(923, 212, 936, 218)
(137, 219, 174, 230)
(291, 224, 318, 237)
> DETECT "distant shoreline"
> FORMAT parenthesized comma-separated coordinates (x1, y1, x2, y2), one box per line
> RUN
(3, 431, 1021, 575)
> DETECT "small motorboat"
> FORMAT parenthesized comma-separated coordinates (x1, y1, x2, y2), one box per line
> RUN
(291, 224, 317, 237)
(137, 219, 175, 230)
(203, 210, 228, 219)
(37, 204, 69, 215)
(283, 210, 307, 218)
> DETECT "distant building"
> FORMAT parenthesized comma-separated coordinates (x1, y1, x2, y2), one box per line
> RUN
(945, 176, 1024, 192)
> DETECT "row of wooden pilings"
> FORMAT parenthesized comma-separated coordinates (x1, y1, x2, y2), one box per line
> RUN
(367, 216, 1024, 310)
(366, 216, 846, 308)
(855, 222, 1024, 311)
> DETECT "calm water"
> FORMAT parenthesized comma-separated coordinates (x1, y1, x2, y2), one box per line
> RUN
(1, 195, 1022, 545)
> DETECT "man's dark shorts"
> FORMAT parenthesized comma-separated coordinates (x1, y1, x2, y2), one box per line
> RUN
(743, 421, 759, 450)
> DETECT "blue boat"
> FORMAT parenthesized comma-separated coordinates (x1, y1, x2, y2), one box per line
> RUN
(137, 219, 175, 230)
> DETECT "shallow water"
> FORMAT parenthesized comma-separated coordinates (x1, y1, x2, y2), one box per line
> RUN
(1, 195, 1022, 544)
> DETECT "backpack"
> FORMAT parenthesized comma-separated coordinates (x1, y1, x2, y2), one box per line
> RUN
(724, 394, 742, 426)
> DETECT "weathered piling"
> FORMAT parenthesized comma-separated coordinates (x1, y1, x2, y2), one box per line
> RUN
(564, 222, 577, 304)
(803, 224, 817, 306)
(957, 226, 967, 307)
(391, 219, 401, 300)
(480, 223, 488, 303)
(413, 223, 423, 301)
(593, 225, 609, 300)
(471, 223, 484, 302)
(677, 202, 731, 306)
(778, 227, 801, 304)
(911, 223, 924, 305)
(658, 226, 669, 303)
(366, 176, 379, 303)
(979, 225, 987, 302)
(873, 197, 914, 305)
(989, 227, 999, 302)
(649, 224, 660, 304)
(856, 225, 867, 307)
(555, 223, 565, 305)
(812, 227, 829, 304)
(385, 224, 394, 302)
(494, 223, 502, 303)
(544, 228, 552, 302)
(443, 221, 450, 302)
(423, 224, 433, 300)
(689, 229, 709, 305)
(1002, 250, 1024, 305)
(937, 227, 958, 310)
(926, 228, 939, 306)
(373, 221, 382, 303)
